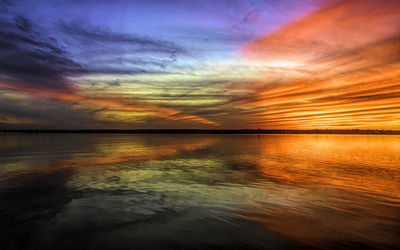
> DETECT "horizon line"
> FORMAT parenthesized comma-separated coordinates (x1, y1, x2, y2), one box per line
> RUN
(1, 129, 400, 135)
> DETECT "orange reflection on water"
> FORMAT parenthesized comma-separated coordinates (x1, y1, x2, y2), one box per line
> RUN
(241, 134, 400, 248)
(256, 135, 400, 197)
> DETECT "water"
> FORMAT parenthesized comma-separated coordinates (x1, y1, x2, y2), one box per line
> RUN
(0, 133, 399, 249)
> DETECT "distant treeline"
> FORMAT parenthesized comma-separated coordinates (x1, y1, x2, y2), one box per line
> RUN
(1, 129, 400, 135)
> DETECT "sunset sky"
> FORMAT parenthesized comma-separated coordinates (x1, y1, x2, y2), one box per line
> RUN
(1, 0, 399, 129)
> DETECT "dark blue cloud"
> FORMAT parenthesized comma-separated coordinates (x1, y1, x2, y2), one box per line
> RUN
(0, 8, 189, 90)
(0, 12, 85, 89)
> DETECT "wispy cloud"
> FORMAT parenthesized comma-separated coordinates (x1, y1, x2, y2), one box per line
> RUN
(0, 15, 85, 90)
(234, 0, 400, 129)
(1, 0, 399, 129)
(0, 9, 219, 127)
(60, 21, 186, 55)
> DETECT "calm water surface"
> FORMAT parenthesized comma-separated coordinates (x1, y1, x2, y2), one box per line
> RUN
(0, 134, 399, 249)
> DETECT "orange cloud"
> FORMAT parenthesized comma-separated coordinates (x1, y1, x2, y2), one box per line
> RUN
(237, 0, 400, 129)
(242, 0, 400, 63)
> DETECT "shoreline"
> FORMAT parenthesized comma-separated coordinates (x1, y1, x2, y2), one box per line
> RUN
(1, 129, 400, 135)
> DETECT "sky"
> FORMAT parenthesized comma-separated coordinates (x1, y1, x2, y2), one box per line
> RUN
(0, 0, 399, 130)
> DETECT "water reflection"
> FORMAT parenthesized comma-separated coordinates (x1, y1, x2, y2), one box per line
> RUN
(0, 134, 399, 249)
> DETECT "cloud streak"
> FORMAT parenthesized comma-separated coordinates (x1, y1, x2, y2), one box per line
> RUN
(237, 0, 400, 129)
(0, 3, 223, 128)
(1, 0, 399, 129)
(0, 15, 85, 90)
